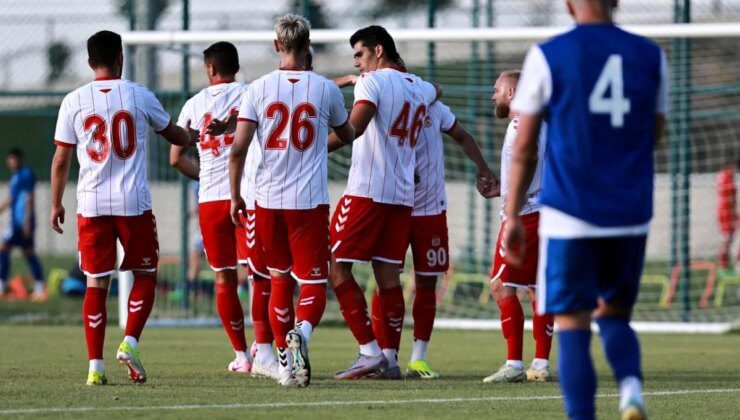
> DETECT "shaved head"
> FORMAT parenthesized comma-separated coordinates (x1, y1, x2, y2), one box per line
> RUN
(492, 69, 521, 119)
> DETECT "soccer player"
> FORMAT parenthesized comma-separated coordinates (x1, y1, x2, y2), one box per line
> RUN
(0, 148, 46, 301)
(483, 70, 554, 383)
(503, 1, 668, 419)
(171, 41, 278, 376)
(50, 30, 191, 386)
(229, 14, 354, 387)
(717, 163, 737, 271)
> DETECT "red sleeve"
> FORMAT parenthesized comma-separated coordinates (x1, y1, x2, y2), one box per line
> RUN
(54, 140, 75, 148)
(353, 100, 377, 111)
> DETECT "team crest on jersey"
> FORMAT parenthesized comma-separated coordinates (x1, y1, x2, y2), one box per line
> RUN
(424, 115, 432, 128)
(311, 266, 322, 277)
(431, 236, 441, 247)
(142, 257, 152, 266)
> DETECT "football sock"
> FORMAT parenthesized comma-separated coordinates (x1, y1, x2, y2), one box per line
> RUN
(378, 285, 405, 351)
(124, 274, 156, 340)
(531, 358, 550, 370)
(296, 283, 326, 338)
(0, 279, 5, 293)
(83, 286, 108, 360)
(234, 350, 249, 362)
(596, 316, 643, 409)
(383, 348, 399, 368)
(297, 320, 313, 343)
(215, 282, 248, 352)
(24, 253, 43, 282)
(34, 280, 45, 294)
(370, 291, 387, 348)
(255, 343, 275, 364)
(498, 295, 524, 362)
(558, 329, 596, 420)
(123, 335, 138, 349)
(506, 360, 525, 369)
(410, 338, 429, 362)
(412, 284, 436, 342)
(532, 300, 554, 360)
(89, 359, 105, 373)
(333, 277, 375, 346)
(251, 275, 274, 344)
(0, 250, 9, 281)
(359, 341, 382, 358)
(619, 376, 644, 410)
(269, 276, 295, 348)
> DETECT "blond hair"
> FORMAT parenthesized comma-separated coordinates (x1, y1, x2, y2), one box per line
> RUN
(275, 14, 311, 53)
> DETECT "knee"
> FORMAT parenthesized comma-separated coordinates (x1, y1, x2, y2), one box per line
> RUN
(329, 262, 351, 287)
(490, 279, 509, 302)
(414, 274, 437, 289)
(593, 300, 632, 319)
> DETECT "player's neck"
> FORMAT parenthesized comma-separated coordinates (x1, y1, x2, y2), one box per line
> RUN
(574, 8, 613, 24)
(279, 54, 308, 71)
(93, 67, 121, 81)
(209, 76, 235, 86)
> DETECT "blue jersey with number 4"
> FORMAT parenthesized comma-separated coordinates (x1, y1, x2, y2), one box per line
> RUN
(514, 25, 666, 227)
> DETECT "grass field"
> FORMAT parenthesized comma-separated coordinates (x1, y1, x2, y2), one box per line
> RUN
(1, 325, 739, 419)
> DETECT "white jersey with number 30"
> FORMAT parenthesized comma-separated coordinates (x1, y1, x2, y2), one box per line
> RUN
(54, 78, 172, 217)
(238, 69, 348, 210)
(345, 69, 437, 207)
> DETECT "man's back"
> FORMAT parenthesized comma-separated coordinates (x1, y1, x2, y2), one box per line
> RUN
(346, 68, 437, 207)
(238, 69, 348, 210)
(54, 78, 171, 217)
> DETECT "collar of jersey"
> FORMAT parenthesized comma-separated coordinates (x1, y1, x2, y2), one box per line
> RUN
(279, 66, 307, 71)
(94, 76, 121, 81)
(210, 79, 234, 86)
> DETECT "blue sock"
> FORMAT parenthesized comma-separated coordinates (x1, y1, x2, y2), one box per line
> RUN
(596, 316, 642, 382)
(558, 329, 596, 420)
(25, 253, 43, 282)
(0, 250, 9, 280)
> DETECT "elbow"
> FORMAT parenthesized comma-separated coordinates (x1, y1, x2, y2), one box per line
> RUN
(169, 154, 180, 168)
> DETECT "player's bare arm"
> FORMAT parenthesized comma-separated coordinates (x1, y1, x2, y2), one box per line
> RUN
(49, 146, 74, 234)
(445, 122, 499, 198)
(23, 191, 34, 237)
(206, 112, 238, 137)
(158, 123, 192, 147)
(331, 74, 358, 89)
(655, 114, 666, 147)
(501, 113, 542, 266)
(169, 144, 200, 181)
(0, 197, 9, 213)
(228, 119, 257, 227)
(328, 102, 375, 152)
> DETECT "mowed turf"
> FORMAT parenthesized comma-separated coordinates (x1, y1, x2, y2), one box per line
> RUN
(0, 325, 738, 419)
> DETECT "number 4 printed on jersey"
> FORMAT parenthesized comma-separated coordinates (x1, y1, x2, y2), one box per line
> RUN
(589, 54, 631, 128)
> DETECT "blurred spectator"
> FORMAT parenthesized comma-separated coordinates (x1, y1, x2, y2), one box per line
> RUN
(717, 163, 738, 271)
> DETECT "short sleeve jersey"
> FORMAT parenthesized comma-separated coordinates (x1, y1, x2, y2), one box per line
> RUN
(238, 69, 348, 210)
(511, 24, 669, 227)
(412, 100, 457, 216)
(499, 116, 547, 219)
(345, 69, 438, 207)
(9, 166, 36, 228)
(177, 81, 245, 203)
(54, 78, 172, 217)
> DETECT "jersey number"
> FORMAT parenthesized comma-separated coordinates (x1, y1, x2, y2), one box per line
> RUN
(84, 111, 136, 162)
(200, 109, 236, 157)
(265, 102, 317, 151)
(426, 247, 447, 268)
(588, 54, 631, 128)
(390, 102, 426, 148)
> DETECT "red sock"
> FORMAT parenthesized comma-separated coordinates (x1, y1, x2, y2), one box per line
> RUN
(215, 282, 248, 352)
(296, 283, 326, 328)
(532, 300, 554, 359)
(379, 285, 405, 350)
(412, 285, 436, 341)
(83, 286, 108, 360)
(124, 274, 156, 340)
(498, 295, 524, 361)
(333, 277, 375, 345)
(269, 276, 295, 348)
(251, 275, 273, 344)
(371, 291, 387, 348)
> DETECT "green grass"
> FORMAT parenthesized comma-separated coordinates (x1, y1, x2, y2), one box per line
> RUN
(0, 326, 739, 419)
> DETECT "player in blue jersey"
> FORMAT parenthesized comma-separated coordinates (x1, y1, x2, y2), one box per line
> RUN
(502, 1, 668, 420)
(0, 148, 46, 301)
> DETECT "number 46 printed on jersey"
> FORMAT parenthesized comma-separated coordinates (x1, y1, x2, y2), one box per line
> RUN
(391, 102, 427, 147)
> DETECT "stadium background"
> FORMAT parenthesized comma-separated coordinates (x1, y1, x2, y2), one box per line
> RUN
(0, 0, 738, 325)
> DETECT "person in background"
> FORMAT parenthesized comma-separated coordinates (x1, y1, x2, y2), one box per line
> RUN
(717, 162, 738, 272)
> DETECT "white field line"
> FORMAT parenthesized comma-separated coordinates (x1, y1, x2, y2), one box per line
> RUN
(1, 388, 738, 415)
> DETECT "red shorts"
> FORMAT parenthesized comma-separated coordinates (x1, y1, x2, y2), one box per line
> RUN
(255, 204, 330, 283)
(199, 201, 238, 271)
(235, 210, 269, 278)
(330, 195, 412, 264)
(490, 212, 540, 288)
(408, 212, 449, 275)
(77, 210, 159, 278)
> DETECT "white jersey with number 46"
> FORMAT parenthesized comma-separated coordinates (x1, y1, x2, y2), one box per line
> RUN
(238, 69, 348, 210)
(345, 68, 437, 207)
(54, 78, 172, 217)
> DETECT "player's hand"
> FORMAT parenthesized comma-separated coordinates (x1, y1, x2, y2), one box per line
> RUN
(50, 205, 65, 234)
(230, 197, 247, 228)
(184, 120, 200, 146)
(476, 167, 500, 198)
(206, 113, 234, 137)
(501, 216, 525, 266)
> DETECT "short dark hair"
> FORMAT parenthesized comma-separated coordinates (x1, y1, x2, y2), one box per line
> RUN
(7, 148, 23, 159)
(87, 30, 122, 68)
(203, 42, 240, 76)
(349, 25, 400, 62)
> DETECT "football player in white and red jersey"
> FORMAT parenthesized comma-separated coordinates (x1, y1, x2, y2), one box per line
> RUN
(49, 30, 191, 386)
(483, 70, 554, 384)
(229, 14, 355, 387)
(170, 42, 278, 378)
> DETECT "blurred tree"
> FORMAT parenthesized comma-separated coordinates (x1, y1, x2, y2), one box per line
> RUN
(115, 0, 170, 24)
(46, 41, 71, 83)
(370, 0, 453, 19)
(290, 0, 332, 29)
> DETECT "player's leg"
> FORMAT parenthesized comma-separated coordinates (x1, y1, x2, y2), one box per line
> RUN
(22, 245, 46, 301)
(525, 286, 554, 381)
(407, 274, 440, 379)
(0, 239, 10, 297)
(186, 235, 203, 296)
(215, 269, 252, 373)
(594, 235, 648, 420)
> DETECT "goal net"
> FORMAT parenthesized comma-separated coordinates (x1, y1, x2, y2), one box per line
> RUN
(122, 24, 740, 332)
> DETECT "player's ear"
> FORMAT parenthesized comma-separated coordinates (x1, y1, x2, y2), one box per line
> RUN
(375, 44, 384, 59)
(87, 58, 96, 71)
(273, 39, 281, 53)
(566, 1, 576, 18)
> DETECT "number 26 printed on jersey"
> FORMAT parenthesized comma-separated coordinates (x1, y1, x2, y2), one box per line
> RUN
(265, 102, 317, 151)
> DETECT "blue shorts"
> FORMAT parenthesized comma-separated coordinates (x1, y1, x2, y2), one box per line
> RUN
(537, 234, 647, 315)
(2, 225, 34, 248)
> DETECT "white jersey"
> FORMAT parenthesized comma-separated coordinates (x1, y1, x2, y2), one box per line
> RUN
(240, 140, 262, 210)
(54, 78, 171, 217)
(345, 69, 438, 207)
(177, 81, 245, 203)
(238, 69, 348, 210)
(412, 101, 457, 216)
(499, 115, 546, 219)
